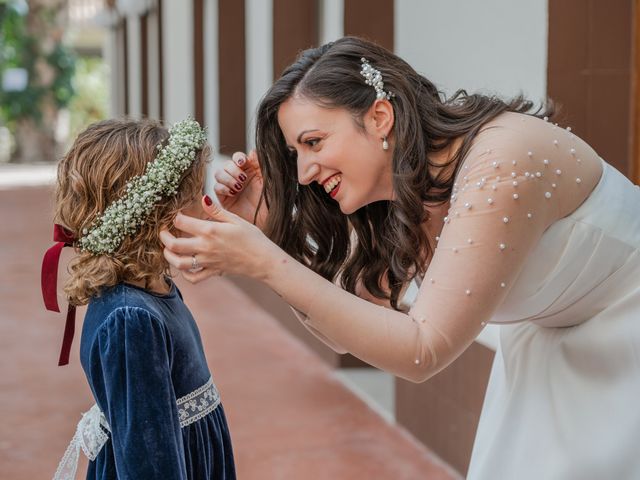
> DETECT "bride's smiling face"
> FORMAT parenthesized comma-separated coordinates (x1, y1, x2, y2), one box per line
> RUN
(277, 95, 395, 214)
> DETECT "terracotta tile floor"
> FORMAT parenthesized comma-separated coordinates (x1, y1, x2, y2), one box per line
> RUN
(0, 185, 458, 480)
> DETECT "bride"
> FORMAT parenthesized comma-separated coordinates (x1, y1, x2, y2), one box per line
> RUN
(161, 36, 640, 479)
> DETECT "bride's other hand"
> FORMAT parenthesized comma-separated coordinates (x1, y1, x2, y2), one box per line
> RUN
(213, 150, 267, 229)
(160, 196, 279, 284)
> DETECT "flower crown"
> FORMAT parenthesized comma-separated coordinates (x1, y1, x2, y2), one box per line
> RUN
(360, 57, 394, 100)
(78, 118, 208, 255)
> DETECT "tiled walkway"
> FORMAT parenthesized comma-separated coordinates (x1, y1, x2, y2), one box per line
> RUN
(0, 184, 458, 479)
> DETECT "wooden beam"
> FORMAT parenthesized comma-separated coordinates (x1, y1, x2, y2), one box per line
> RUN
(632, 0, 640, 183)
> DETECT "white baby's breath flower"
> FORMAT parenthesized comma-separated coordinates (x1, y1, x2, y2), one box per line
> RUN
(79, 118, 207, 255)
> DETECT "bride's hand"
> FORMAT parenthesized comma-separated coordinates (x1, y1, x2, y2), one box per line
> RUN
(160, 196, 278, 283)
(213, 150, 267, 230)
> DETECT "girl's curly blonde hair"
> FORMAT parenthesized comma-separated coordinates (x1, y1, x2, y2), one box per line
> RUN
(55, 118, 209, 306)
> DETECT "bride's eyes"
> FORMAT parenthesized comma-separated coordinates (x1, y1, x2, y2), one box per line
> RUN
(304, 138, 320, 147)
(286, 137, 322, 156)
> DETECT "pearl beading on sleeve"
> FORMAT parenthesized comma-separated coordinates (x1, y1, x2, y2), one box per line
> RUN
(420, 116, 584, 333)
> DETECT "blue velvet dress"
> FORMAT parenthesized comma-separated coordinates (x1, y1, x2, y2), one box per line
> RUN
(79, 280, 236, 479)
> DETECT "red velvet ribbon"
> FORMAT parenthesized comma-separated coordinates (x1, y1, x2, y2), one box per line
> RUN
(41, 224, 77, 366)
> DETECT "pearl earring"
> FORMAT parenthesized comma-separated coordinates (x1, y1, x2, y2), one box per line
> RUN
(382, 136, 389, 151)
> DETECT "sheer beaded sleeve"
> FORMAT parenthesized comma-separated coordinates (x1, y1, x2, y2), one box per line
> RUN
(405, 119, 562, 367)
(289, 306, 349, 354)
(282, 114, 586, 382)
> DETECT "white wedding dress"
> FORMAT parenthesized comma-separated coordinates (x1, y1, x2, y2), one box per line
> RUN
(467, 156, 640, 479)
(289, 111, 640, 479)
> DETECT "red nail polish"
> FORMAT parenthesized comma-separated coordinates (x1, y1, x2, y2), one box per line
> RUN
(204, 195, 213, 206)
(229, 189, 237, 195)
(234, 182, 242, 190)
(239, 173, 247, 181)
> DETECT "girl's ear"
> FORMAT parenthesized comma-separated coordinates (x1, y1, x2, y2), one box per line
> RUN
(366, 98, 395, 139)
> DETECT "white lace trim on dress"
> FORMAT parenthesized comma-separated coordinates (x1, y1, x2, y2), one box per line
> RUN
(177, 376, 221, 427)
(53, 377, 220, 480)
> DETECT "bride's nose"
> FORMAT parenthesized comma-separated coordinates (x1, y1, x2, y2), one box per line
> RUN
(297, 154, 321, 185)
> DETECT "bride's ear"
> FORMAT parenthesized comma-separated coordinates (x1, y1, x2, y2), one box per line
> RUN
(367, 98, 394, 139)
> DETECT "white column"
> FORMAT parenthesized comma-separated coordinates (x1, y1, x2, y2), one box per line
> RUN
(126, 15, 142, 117)
(203, 0, 220, 198)
(394, 0, 547, 101)
(204, 0, 219, 151)
(104, 26, 122, 117)
(319, 0, 344, 45)
(245, 0, 273, 150)
(162, 0, 195, 123)
(146, 7, 161, 120)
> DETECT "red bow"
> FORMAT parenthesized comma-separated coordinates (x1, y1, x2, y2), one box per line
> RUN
(41, 224, 77, 366)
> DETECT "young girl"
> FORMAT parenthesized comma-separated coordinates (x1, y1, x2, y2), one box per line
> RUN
(43, 118, 236, 479)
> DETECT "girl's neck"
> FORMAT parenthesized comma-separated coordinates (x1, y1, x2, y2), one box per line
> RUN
(128, 276, 171, 295)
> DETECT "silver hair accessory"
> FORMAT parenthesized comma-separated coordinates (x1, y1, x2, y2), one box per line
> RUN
(360, 57, 394, 100)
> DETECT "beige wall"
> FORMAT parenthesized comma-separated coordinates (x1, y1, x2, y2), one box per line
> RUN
(395, 0, 548, 101)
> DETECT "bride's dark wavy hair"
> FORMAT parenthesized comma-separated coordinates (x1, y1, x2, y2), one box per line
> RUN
(255, 36, 552, 310)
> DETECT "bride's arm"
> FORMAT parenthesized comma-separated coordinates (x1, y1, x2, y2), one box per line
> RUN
(289, 269, 412, 355)
(256, 135, 555, 382)
(163, 129, 559, 382)
(289, 306, 348, 354)
(286, 224, 411, 355)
